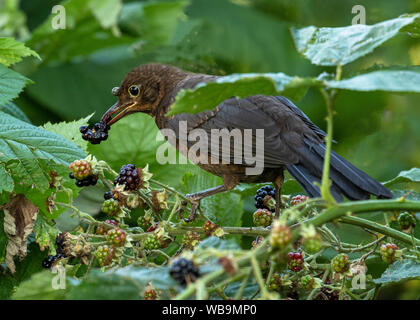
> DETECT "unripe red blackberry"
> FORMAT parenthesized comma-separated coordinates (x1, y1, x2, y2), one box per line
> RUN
(169, 258, 200, 286)
(143, 285, 158, 300)
(288, 252, 304, 272)
(398, 212, 417, 231)
(69, 160, 92, 180)
(253, 208, 273, 227)
(251, 236, 264, 249)
(182, 231, 201, 250)
(270, 221, 292, 250)
(94, 245, 115, 267)
(254, 185, 275, 210)
(143, 234, 161, 251)
(290, 195, 308, 206)
(96, 219, 118, 235)
(114, 164, 141, 191)
(102, 199, 120, 217)
(331, 253, 350, 273)
(106, 227, 127, 247)
(380, 243, 399, 264)
(202, 220, 218, 237)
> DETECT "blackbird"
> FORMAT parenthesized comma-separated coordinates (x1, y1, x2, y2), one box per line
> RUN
(101, 63, 393, 220)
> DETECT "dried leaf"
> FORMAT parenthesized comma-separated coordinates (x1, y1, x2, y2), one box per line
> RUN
(3, 194, 39, 273)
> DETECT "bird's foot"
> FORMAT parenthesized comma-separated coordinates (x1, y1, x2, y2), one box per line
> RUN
(180, 194, 201, 222)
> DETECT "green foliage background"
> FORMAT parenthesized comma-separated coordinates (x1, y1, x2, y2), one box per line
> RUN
(1, 0, 420, 299)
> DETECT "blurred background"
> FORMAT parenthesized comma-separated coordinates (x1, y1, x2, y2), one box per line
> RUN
(1, 0, 419, 299)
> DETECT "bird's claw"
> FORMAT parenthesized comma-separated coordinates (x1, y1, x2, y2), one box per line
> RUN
(180, 194, 201, 222)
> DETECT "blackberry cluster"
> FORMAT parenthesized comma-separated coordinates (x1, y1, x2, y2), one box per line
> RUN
(102, 199, 120, 217)
(398, 212, 417, 231)
(270, 221, 292, 250)
(300, 275, 315, 289)
(114, 164, 141, 191)
(80, 122, 110, 145)
(94, 245, 115, 267)
(380, 243, 399, 264)
(42, 253, 63, 269)
(253, 208, 273, 227)
(288, 252, 304, 272)
(143, 235, 161, 251)
(290, 195, 308, 206)
(254, 185, 275, 210)
(169, 258, 200, 286)
(69, 173, 98, 187)
(331, 253, 350, 273)
(106, 227, 127, 247)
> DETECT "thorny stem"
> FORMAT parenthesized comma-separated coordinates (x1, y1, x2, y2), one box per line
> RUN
(250, 255, 269, 298)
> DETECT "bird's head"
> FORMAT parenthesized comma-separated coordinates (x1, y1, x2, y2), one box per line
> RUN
(101, 63, 187, 126)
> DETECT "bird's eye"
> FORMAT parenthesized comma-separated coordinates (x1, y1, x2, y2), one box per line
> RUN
(128, 85, 140, 97)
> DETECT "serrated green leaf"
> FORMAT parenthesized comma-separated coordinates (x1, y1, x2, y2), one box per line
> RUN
(0, 102, 30, 123)
(67, 265, 177, 299)
(12, 270, 70, 300)
(291, 14, 420, 66)
(374, 260, 420, 284)
(384, 168, 420, 187)
(0, 37, 40, 66)
(42, 114, 93, 153)
(168, 73, 320, 116)
(326, 67, 420, 93)
(0, 111, 85, 191)
(88, 0, 122, 29)
(0, 64, 31, 106)
(0, 164, 13, 193)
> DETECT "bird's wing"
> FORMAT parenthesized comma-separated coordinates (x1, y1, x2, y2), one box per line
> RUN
(167, 95, 319, 167)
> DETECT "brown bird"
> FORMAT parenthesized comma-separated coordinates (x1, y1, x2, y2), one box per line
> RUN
(101, 63, 393, 220)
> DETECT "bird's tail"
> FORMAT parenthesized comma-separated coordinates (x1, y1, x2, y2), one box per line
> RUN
(285, 140, 393, 202)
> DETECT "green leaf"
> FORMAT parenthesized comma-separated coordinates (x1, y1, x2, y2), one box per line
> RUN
(42, 114, 93, 153)
(291, 14, 420, 66)
(88, 0, 122, 29)
(326, 67, 420, 93)
(181, 167, 244, 227)
(0, 64, 31, 106)
(168, 73, 320, 116)
(197, 236, 240, 251)
(0, 37, 40, 66)
(67, 265, 177, 299)
(0, 111, 85, 191)
(401, 14, 420, 38)
(374, 260, 420, 284)
(0, 102, 30, 123)
(384, 168, 420, 187)
(0, 164, 13, 193)
(12, 271, 70, 300)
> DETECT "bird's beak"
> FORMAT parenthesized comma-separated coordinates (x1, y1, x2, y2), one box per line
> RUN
(101, 101, 139, 126)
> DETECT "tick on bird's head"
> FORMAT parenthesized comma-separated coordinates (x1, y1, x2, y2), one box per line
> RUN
(101, 64, 169, 126)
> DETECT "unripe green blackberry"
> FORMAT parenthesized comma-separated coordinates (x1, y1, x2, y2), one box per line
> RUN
(331, 253, 350, 273)
(143, 234, 161, 251)
(253, 208, 273, 227)
(302, 234, 323, 254)
(398, 212, 417, 231)
(288, 252, 304, 272)
(267, 273, 282, 292)
(106, 227, 127, 247)
(380, 243, 399, 264)
(96, 219, 118, 235)
(300, 275, 314, 289)
(290, 195, 308, 206)
(102, 199, 120, 217)
(69, 160, 92, 180)
(94, 245, 115, 267)
(182, 231, 201, 250)
(270, 221, 292, 250)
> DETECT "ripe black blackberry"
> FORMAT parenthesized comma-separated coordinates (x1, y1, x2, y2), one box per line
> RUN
(169, 258, 200, 286)
(104, 191, 114, 200)
(114, 164, 141, 191)
(41, 253, 63, 269)
(80, 121, 110, 145)
(71, 174, 98, 187)
(254, 185, 275, 210)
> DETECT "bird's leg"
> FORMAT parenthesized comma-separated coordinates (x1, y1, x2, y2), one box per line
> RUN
(274, 173, 284, 218)
(182, 176, 239, 222)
